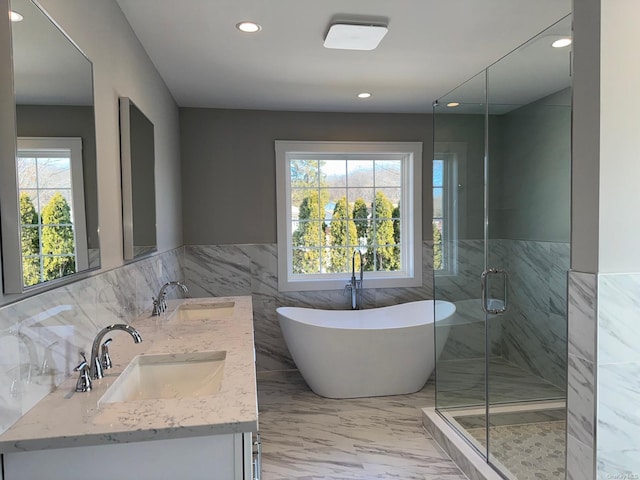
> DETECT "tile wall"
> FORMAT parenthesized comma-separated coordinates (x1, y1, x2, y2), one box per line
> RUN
(435, 239, 569, 389)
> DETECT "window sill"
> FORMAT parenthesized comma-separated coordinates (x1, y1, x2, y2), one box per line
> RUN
(278, 274, 422, 292)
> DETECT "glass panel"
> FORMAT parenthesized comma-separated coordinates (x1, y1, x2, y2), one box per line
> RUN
(17, 157, 37, 188)
(291, 188, 322, 219)
(292, 246, 322, 274)
(347, 160, 374, 187)
(321, 159, 346, 187)
(375, 160, 401, 186)
(37, 157, 71, 188)
(290, 159, 320, 188)
(433, 69, 487, 458)
(376, 187, 400, 211)
(486, 15, 571, 477)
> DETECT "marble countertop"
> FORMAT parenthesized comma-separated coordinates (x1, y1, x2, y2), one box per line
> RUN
(0, 296, 257, 453)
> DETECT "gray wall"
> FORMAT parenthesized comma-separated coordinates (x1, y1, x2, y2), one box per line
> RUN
(432, 113, 486, 240)
(180, 108, 433, 245)
(491, 89, 571, 242)
(16, 104, 99, 249)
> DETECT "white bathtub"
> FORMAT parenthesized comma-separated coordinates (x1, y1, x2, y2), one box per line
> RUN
(276, 300, 456, 399)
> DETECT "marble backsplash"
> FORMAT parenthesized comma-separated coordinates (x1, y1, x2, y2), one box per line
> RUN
(184, 242, 435, 372)
(0, 248, 183, 436)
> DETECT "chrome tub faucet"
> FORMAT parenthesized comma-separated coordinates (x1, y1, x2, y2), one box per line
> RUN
(344, 250, 364, 310)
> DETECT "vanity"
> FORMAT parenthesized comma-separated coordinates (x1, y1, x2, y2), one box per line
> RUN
(0, 296, 259, 480)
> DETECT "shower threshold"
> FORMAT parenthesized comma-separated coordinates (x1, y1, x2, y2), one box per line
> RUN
(424, 400, 566, 480)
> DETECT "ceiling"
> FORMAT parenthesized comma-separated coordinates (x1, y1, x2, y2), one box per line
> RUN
(115, 0, 572, 114)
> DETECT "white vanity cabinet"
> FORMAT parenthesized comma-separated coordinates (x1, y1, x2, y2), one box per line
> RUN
(4, 431, 257, 480)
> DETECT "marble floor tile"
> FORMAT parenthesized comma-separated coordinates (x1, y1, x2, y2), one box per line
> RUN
(257, 370, 467, 480)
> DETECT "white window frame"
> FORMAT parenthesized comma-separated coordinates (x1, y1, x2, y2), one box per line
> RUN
(16, 137, 89, 287)
(433, 142, 466, 277)
(275, 141, 422, 292)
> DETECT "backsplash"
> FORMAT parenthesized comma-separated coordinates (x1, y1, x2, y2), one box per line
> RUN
(0, 248, 182, 435)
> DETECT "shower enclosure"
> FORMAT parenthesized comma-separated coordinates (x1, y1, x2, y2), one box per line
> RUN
(432, 15, 571, 480)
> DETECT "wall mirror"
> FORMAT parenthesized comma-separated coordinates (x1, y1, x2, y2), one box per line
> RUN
(0, 0, 100, 296)
(119, 97, 157, 260)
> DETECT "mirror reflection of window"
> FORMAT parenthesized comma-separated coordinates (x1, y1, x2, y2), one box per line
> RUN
(16, 137, 88, 288)
(433, 148, 461, 276)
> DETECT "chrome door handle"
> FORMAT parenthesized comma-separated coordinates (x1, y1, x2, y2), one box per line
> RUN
(481, 268, 508, 314)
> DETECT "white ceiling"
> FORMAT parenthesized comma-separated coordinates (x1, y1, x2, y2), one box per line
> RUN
(116, 0, 572, 113)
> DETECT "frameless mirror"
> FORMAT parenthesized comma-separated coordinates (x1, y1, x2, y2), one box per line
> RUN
(119, 97, 157, 260)
(0, 0, 100, 294)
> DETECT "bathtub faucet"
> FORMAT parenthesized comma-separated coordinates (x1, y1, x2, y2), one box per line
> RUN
(345, 250, 364, 310)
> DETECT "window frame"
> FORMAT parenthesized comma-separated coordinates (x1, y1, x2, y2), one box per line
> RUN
(16, 137, 89, 288)
(275, 141, 422, 292)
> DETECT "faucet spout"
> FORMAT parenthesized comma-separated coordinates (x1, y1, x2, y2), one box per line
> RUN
(152, 281, 189, 316)
(89, 324, 142, 379)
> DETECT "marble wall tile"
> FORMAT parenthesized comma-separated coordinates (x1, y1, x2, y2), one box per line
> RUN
(566, 434, 594, 480)
(597, 362, 640, 477)
(598, 273, 640, 364)
(434, 239, 485, 302)
(0, 248, 182, 436)
(184, 245, 252, 298)
(500, 240, 569, 389)
(567, 271, 597, 363)
(567, 354, 595, 447)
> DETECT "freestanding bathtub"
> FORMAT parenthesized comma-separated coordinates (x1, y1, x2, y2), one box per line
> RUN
(276, 300, 456, 399)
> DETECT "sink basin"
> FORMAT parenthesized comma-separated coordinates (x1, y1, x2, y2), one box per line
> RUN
(172, 302, 235, 321)
(98, 351, 226, 405)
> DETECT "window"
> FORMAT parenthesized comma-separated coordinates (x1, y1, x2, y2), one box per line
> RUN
(17, 137, 88, 288)
(276, 141, 422, 292)
(433, 142, 464, 276)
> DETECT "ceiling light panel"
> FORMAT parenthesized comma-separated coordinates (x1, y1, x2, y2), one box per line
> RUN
(324, 23, 388, 51)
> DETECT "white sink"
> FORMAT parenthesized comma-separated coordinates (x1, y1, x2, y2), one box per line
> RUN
(172, 302, 235, 321)
(98, 351, 226, 405)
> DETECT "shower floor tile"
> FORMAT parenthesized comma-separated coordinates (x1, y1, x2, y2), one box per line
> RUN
(436, 357, 565, 408)
(466, 421, 566, 480)
(257, 370, 467, 480)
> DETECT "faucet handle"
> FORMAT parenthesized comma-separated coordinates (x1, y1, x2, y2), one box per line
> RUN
(74, 352, 92, 392)
(152, 296, 161, 316)
(101, 338, 113, 370)
(343, 283, 352, 296)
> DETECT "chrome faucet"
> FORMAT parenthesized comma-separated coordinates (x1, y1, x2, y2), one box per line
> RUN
(152, 281, 189, 315)
(345, 250, 364, 310)
(89, 324, 142, 380)
(74, 352, 92, 392)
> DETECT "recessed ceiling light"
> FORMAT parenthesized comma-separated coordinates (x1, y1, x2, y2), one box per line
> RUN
(357, 92, 371, 99)
(447, 102, 460, 108)
(236, 21, 261, 33)
(9, 10, 23, 22)
(324, 23, 388, 51)
(552, 38, 572, 48)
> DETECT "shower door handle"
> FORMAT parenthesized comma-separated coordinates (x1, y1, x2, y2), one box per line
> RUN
(481, 268, 508, 314)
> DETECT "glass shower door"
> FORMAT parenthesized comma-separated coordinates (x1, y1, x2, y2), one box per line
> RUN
(433, 70, 488, 457)
(485, 15, 571, 477)
(433, 14, 572, 479)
